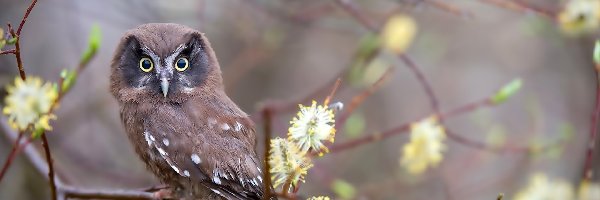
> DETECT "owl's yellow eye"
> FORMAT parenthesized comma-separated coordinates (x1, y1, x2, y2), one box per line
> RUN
(139, 58, 153, 72)
(175, 57, 189, 72)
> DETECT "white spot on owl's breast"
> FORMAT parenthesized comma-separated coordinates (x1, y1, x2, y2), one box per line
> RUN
(210, 188, 221, 195)
(221, 123, 230, 131)
(183, 170, 190, 177)
(144, 131, 152, 146)
(143, 130, 185, 178)
(234, 121, 243, 132)
(157, 147, 167, 156)
(191, 154, 202, 164)
(213, 176, 221, 184)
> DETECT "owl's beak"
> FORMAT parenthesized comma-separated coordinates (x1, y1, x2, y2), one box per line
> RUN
(161, 78, 169, 97)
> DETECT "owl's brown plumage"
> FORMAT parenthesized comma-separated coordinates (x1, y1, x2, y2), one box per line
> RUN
(110, 23, 267, 199)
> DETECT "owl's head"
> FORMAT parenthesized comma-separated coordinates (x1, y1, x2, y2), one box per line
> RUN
(110, 23, 223, 103)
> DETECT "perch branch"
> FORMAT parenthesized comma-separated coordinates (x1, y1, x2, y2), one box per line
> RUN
(0, 117, 157, 200)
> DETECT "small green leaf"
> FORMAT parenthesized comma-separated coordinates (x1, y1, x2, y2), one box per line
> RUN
(60, 69, 78, 93)
(80, 24, 102, 66)
(348, 34, 381, 86)
(594, 40, 600, 64)
(331, 179, 356, 199)
(344, 113, 365, 138)
(31, 127, 44, 139)
(0, 40, 5, 49)
(6, 37, 17, 45)
(491, 78, 523, 104)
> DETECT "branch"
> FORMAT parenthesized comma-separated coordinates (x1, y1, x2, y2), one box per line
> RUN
(41, 134, 57, 200)
(478, 0, 556, 20)
(0, 131, 24, 181)
(422, 0, 474, 19)
(0, 49, 16, 55)
(262, 108, 274, 200)
(398, 54, 440, 112)
(60, 186, 157, 200)
(17, 0, 38, 36)
(332, 0, 517, 153)
(0, 116, 157, 200)
(583, 57, 600, 180)
(336, 65, 394, 127)
(327, 98, 493, 154)
(8, 23, 25, 80)
(333, 0, 379, 32)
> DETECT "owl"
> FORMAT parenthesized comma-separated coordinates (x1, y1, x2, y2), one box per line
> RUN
(110, 23, 268, 199)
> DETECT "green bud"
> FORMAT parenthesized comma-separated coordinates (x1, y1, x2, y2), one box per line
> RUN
(594, 40, 600, 64)
(491, 78, 522, 104)
(344, 113, 365, 138)
(60, 69, 77, 93)
(31, 127, 44, 139)
(80, 24, 102, 67)
(331, 179, 356, 199)
(6, 37, 17, 45)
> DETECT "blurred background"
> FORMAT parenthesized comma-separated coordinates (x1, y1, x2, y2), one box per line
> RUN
(1, 0, 599, 199)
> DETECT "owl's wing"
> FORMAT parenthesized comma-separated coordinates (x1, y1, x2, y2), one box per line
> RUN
(143, 100, 266, 199)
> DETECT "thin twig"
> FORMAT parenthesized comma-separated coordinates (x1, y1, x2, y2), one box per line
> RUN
(422, 0, 474, 19)
(398, 54, 440, 112)
(0, 49, 16, 55)
(336, 65, 394, 126)
(41, 134, 57, 200)
(327, 98, 493, 154)
(478, 0, 556, 20)
(333, 0, 517, 153)
(17, 0, 38, 35)
(8, 24, 25, 80)
(262, 108, 274, 200)
(333, 0, 379, 32)
(323, 78, 342, 106)
(61, 186, 157, 200)
(583, 63, 600, 180)
(0, 131, 24, 181)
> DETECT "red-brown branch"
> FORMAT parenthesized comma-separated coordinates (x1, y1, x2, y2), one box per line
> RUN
(423, 0, 474, 19)
(17, 0, 38, 35)
(398, 54, 440, 112)
(584, 64, 600, 180)
(0, 49, 16, 55)
(41, 134, 57, 200)
(327, 98, 493, 154)
(478, 0, 556, 20)
(336, 65, 394, 127)
(262, 108, 274, 200)
(333, 0, 379, 32)
(0, 131, 25, 181)
(8, 24, 25, 80)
